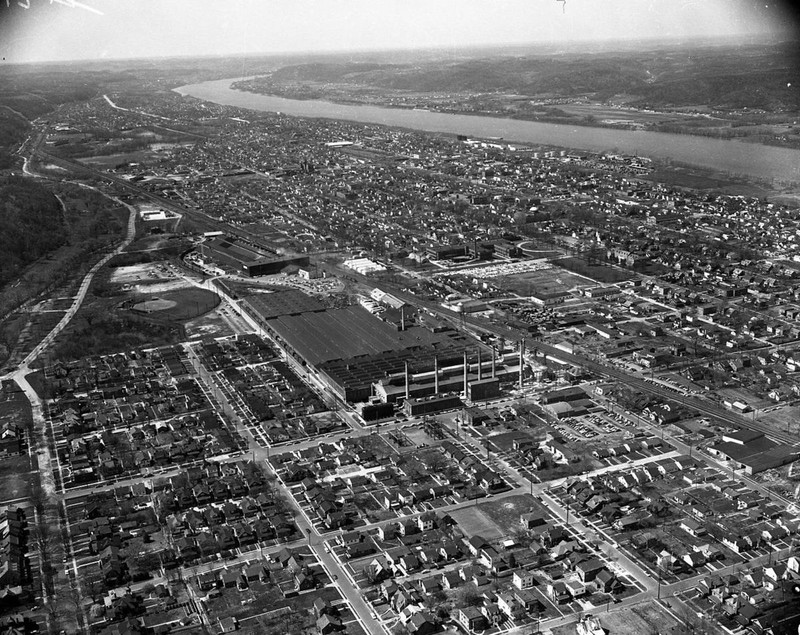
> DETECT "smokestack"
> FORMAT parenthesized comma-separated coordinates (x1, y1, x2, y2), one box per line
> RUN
(463, 350, 469, 397)
(434, 356, 439, 394)
(405, 361, 410, 400)
(519, 340, 525, 390)
(491, 346, 496, 379)
(477, 348, 482, 381)
(400, 306, 405, 331)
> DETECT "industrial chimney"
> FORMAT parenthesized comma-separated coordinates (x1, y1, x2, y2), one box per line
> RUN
(405, 361, 410, 400)
(518, 340, 525, 390)
(463, 350, 469, 397)
(434, 356, 439, 395)
(477, 348, 482, 381)
(491, 346, 496, 379)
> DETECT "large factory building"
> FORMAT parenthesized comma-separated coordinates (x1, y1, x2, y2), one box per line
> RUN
(199, 234, 309, 277)
(248, 298, 522, 408)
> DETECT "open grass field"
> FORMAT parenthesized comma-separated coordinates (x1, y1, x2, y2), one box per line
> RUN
(448, 505, 506, 540)
(450, 494, 543, 539)
(754, 405, 800, 436)
(479, 494, 544, 534)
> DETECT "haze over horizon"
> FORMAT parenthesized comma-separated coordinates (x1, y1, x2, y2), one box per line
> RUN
(0, 0, 797, 66)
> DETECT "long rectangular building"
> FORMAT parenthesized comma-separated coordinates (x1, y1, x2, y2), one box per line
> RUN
(200, 234, 309, 276)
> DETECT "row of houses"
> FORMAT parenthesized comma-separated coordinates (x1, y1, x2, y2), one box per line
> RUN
(696, 557, 800, 634)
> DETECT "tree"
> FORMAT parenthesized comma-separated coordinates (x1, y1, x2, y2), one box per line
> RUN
(458, 587, 482, 607)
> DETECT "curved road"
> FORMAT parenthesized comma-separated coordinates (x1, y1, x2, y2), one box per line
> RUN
(1, 192, 137, 381)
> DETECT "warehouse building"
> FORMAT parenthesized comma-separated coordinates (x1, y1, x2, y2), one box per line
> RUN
(199, 234, 309, 276)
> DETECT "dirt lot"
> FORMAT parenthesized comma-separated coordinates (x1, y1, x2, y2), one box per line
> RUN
(754, 405, 800, 437)
(597, 602, 684, 635)
(109, 262, 176, 285)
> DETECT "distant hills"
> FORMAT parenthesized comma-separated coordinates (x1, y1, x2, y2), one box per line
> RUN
(264, 42, 800, 112)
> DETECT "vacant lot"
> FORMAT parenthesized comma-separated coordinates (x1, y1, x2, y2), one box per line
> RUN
(597, 602, 684, 635)
(0, 453, 34, 504)
(449, 505, 505, 540)
(553, 257, 634, 284)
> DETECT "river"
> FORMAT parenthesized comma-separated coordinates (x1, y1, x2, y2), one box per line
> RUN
(175, 78, 800, 186)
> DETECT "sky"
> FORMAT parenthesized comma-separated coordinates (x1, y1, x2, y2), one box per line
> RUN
(0, 0, 797, 64)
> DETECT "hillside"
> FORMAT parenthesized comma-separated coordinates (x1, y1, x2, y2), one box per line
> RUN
(248, 42, 800, 112)
(0, 177, 66, 288)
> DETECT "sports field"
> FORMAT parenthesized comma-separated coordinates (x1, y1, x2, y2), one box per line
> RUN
(494, 267, 589, 296)
(131, 287, 220, 320)
(450, 494, 543, 539)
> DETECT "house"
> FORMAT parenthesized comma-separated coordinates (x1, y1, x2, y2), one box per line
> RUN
(314, 597, 336, 619)
(763, 563, 787, 583)
(316, 614, 344, 634)
(514, 588, 542, 613)
(339, 531, 361, 546)
(295, 569, 316, 591)
(197, 571, 218, 591)
(418, 577, 440, 594)
(736, 603, 759, 625)
(512, 569, 535, 590)
(575, 558, 604, 584)
(722, 535, 750, 554)
(439, 541, 461, 561)
(456, 606, 487, 633)
(442, 571, 461, 590)
(407, 611, 436, 635)
(547, 582, 571, 604)
(218, 617, 239, 633)
(683, 552, 706, 569)
(762, 525, 789, 543)
(565, 579, 586, 598)
(418, 548, 440, 566)
(697, 575, 723, 597)
(481, 602, 503, 627)
(397, 554, 421, 575)
(465, 535, 488, 556)
(680, 518, 705, 537)
(347, 542, 374, 559)
(595, 569, 621, 593)
(221, 570, 242, 589)
(744, 568, 763, 588)
(243, 562, 264, 583)
(520, 512, 547, 529)
(417, 512, 437, 532)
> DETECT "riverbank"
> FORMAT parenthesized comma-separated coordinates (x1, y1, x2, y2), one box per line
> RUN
(231, 78, 800, 152)
(174, 77, 800, 189)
